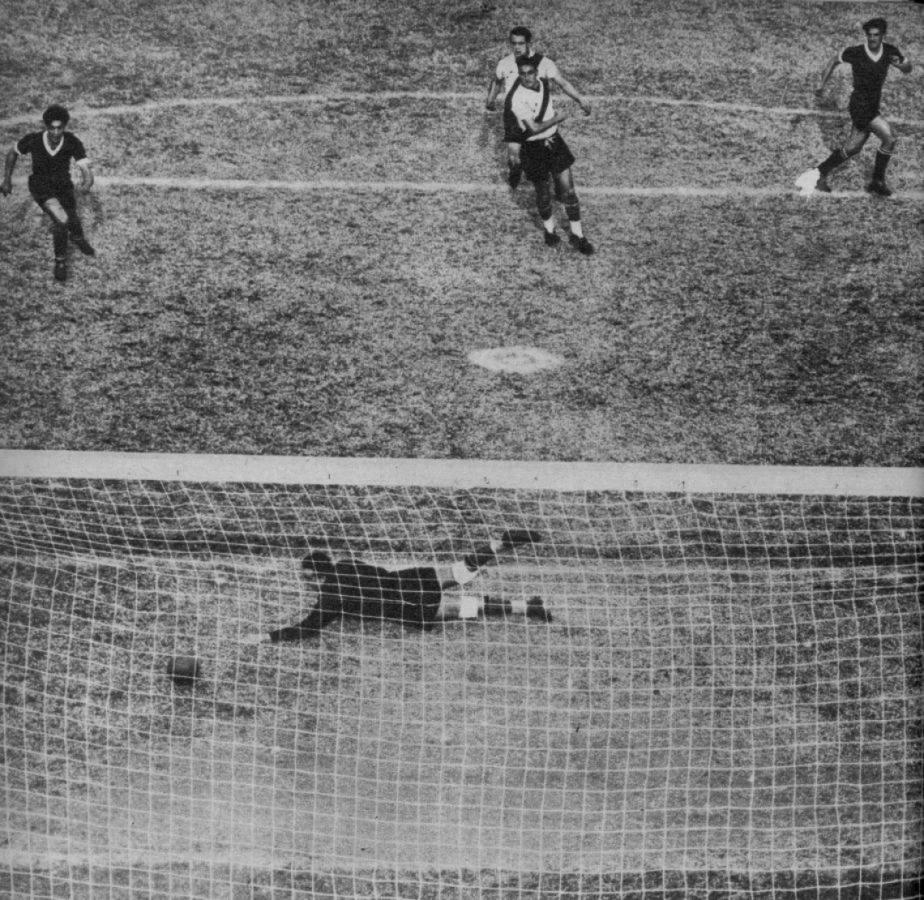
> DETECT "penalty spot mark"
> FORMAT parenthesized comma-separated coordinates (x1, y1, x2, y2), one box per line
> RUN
(468, 346, 563, 374)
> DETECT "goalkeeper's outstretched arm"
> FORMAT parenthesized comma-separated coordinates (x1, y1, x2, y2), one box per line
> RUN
(268, 603, 341, 643)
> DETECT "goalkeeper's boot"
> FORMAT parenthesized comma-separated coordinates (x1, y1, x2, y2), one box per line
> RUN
(544, 230, 561, 247)
(525, 595, 553, 623)
(499, 528, 543, 549)
(53, 258, 67, 282)
(865, 179, 893, 198)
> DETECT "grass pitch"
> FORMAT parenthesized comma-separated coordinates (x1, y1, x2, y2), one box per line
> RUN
(1, 0, 923, 896)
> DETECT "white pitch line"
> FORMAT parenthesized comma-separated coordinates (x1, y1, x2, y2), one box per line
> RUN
(94, 174, 924, 202)
(1, 91, 921, 128)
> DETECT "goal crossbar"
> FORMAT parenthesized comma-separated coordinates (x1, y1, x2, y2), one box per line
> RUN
(1, 449, 921, 497)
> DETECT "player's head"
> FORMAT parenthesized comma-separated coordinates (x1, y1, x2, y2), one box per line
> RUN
(509, 26, 532, 56)
(42, 104, 70, 128)
(516, 54, 541, 86)
(862, 18, 887, 36)
(302, 549, 335, 577)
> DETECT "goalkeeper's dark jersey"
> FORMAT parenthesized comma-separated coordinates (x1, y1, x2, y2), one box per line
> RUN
(840, 43, 904, 103)
(273, 560, 444, 639)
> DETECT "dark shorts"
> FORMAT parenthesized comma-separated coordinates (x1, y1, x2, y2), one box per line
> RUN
(520, 133, 576, 183)
(28, 178, 77, 210)
(848, 93, 881, 131)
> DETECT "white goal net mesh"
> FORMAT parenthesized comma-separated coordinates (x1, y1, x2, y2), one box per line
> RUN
(1, 454, 921, 899)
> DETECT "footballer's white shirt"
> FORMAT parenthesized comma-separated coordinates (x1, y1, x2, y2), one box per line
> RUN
(495, 52, 562, 95)
(508, 78, 559, 141)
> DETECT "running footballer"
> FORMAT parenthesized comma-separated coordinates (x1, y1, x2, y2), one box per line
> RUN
(797, 18, 912, 197)
(1, 104, 96, 281)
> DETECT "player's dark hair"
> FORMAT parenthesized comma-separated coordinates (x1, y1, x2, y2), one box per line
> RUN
(303, 549, 335, 576)
(862, 18, 887, 35)
(516, 53, 540, 71)
(42, 104, 70, 126)
(510, 26, 532, 43)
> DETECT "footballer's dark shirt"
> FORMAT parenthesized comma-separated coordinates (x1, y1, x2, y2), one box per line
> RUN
(312, 561, 442, 628)
(15, 131, 87, 191)
(840, 43, 904, 102)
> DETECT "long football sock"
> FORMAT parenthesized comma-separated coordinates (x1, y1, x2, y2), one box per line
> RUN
(564, 197, 583, 237)
(872, 149, 892, 182)
(818, 148, 847, 177)
(67, 215, 85, 239)
(52, 222, 68, 257)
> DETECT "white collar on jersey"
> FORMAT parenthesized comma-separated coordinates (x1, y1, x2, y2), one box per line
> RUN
(864, 43, 884, 63)
(43, 131, 65, 156)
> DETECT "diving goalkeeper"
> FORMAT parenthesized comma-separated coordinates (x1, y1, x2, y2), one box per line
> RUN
(268, 529, 549, 642)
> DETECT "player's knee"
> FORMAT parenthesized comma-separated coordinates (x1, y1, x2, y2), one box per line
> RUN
(561, 190, 579, 208)
(881, 136, 896, 153)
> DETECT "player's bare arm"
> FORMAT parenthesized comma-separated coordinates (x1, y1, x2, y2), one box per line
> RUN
(815, 54, 842, 96)
(0, 147, 17, 195)
(74, 159, 94, 192)
(551, 74, 591, 115)
(890, 53, 912, 74)
(523, 110, 570, 137)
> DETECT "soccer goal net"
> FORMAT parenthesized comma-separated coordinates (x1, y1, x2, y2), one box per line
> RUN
(1, 451, 921, 899)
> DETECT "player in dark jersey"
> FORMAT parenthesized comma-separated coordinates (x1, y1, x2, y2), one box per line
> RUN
(266, 529, 549, 642)
(1, 104, 96, 281)
(797, 18, 912, 197)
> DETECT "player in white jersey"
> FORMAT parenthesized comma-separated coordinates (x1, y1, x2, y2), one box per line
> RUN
(485, 26, 591, 188)
(507, 55, 593, 254)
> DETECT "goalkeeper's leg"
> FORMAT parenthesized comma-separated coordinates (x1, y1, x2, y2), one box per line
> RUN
(436, 593, 552, 623)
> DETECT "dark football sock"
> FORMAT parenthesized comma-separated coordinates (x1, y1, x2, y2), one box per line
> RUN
(818, 148, 847, 177)
(52, 222, 68, 257)
(67, 215, 85, 239)
(872, 149, 891, 182)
